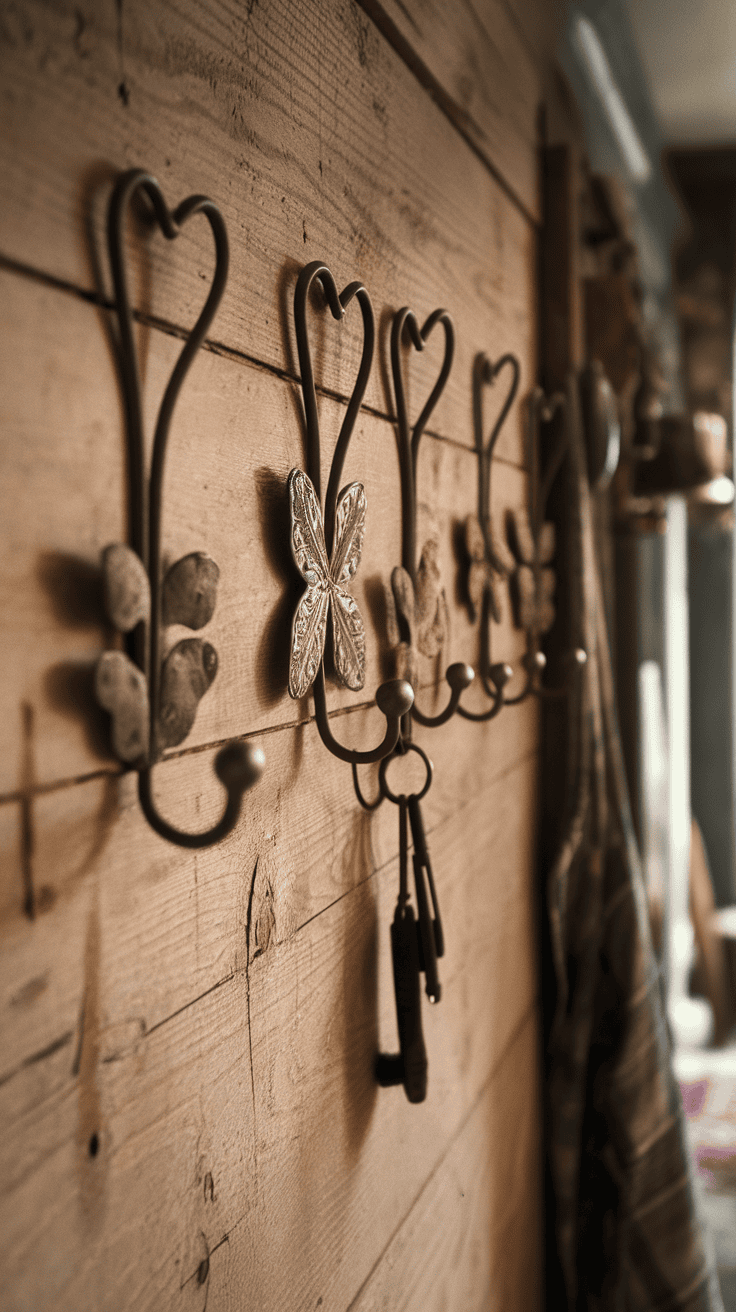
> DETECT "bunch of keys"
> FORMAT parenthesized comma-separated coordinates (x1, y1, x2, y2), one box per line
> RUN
(374, 744, 444, 1104)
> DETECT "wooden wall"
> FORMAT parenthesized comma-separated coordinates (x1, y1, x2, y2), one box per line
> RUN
(0, 1, 569, 1307)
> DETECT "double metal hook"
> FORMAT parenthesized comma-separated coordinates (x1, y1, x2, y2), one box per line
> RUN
(390, 307, 474, 733)
(286, 261, 413, 764)
(504, 386, 587, 703)
(456, 352, 521, 722)
(95, 169, 264, 848)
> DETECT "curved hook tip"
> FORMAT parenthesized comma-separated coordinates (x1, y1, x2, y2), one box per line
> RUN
(446, 662, 474, 692)
(489, 662, 513, 690)
(376, 679, 414, 719)
(215, 741, 265, 795)
(524, 650, 546, 673)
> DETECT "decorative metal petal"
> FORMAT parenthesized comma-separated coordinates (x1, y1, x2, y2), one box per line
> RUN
(391, 565, 416, 649)
(511, 565, 556, 634)
(330, 584, 366, 692)
(490, 516, 516, 575)
(95, 649, 149, 763)
(415, 537, 446, 658)
(101, 543, 150, 632)
(507, 507, 536, 565)
(330, 481, 366, 585)
(468, 560, 502, 625)
(162, 552, 220, 629)
(464, 514, 485, 564)
(288, 468, 329, 585)
(288, 583, 329, 699)
(158, 637, 218, 749)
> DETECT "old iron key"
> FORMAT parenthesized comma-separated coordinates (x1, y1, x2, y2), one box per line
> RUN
(376, 793, 428, 1103)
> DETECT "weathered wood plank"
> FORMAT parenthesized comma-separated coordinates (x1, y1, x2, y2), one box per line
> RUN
(355, 0, 541, 221)
(0, 690, 538, 1081)
(0, 0, 536, 438)
(348, 1006, 542, 1311)
(0, 268, 536, 795)
(0, 969, 257, 1312)
(0, 754, 540, 1311)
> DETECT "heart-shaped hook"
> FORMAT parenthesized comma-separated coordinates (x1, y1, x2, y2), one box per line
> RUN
(390, 307, 455, 577)
(108, 170, 229, 587)
(291, 261, 413, 766)
(473, 352, 520, 575)
(97, 168, 263, 847)
(293, 261, 375, 552)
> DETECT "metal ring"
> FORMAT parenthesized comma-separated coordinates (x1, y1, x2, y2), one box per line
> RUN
(378, 742, 433, 804)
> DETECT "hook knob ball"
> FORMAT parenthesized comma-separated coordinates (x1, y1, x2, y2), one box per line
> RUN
(446, 662, 474, 692)
(489, 662, 513, 690)
(215, 742, 265, 795)
(376, 679, 414, 719)
(522, 649, 546, 673)
(572, 648, 588, 667)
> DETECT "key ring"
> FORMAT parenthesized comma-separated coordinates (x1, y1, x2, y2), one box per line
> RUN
(378, 743, 433, 805)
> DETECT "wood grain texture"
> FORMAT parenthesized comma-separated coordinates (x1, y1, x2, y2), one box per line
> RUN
(348, 1007, 542, 1312)
(355, 0, 541, 221)
(0, 267, 536, 795)
(0, 0, 535, 440)
(0, 0, 554, 1303)
(0, 696, 538, 1084)
(0, 754, 539, 1311)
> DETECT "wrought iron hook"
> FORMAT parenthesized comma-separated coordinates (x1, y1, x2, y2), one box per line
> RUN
(97, 168, 264, 848)
(505, 386, 586, 704)
(390, 306, 474, 731)
(455, 352, 519, 721)
(288, 261, 413, 764)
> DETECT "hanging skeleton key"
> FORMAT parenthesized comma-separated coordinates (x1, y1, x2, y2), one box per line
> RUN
(375, 744, 442, 1103)
(376, 793, 428, 1103)
(407, 792, 444, 1002)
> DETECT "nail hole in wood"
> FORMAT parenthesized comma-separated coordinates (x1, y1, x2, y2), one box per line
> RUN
(88, 1133, 99, 1157)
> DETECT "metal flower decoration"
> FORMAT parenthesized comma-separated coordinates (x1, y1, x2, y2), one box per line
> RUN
(390, 533, 448, 686)
(95, 544, 220, 763)
(507, 506, 556, 635)
(463, 511, 516, 626)
(287, 467, 366, 700)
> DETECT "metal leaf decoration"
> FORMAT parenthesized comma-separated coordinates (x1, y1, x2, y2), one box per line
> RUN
(507, 507, 555, 567)
(95, 650, 150, 763)
(413, 536, 447, 658)
(463, 514, 504, 624)
(162, 552, 220, 629)
(102, 543, 150, 632)
(507, 507, 557, 635)
(158, 637, 218, 748)
(96, 543, 221, 763)
(512, 565, 556, 634)
(288, 467, 366, 699)
(391, 534, 448, 684)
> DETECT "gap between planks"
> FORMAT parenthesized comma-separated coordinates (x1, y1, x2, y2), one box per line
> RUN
(0, 249, 530, 471)
(0, 744, 540, 1086)
(0, 685, 537, 806)
(354, 0, 539, 229)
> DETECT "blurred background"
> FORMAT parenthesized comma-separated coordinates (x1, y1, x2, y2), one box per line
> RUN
(559, 3, 736, 1301)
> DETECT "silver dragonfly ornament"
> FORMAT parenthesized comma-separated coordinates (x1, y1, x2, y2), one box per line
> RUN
(287, 467, 367, 700)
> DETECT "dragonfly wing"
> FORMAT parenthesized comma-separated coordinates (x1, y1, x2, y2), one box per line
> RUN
(289, 583, 329, 699)
(330, 584, 366, 692)
(330, 482, 366, 585)
(289, 468, 330, 584)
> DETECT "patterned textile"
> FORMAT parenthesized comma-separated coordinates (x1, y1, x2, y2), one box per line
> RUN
(544, 376, 722, 1311)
